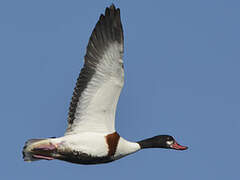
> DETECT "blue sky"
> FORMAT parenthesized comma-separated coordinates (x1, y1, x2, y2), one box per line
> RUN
(1, 0, 239, 179)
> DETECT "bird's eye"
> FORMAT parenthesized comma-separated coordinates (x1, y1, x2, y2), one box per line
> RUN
(166, 137, 171, 141)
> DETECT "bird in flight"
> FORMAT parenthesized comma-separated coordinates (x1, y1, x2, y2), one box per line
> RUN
(23, 4, 188, 165)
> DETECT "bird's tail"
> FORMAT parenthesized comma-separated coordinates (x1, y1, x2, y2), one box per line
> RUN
(22, 138, 57, 162)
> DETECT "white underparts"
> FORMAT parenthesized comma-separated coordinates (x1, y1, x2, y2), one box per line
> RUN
(114, 137, 141, 160)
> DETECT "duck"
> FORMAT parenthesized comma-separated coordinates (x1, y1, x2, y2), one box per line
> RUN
(22, 4, 188, 165)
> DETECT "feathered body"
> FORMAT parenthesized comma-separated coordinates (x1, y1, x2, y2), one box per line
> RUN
(23, 4, 187, 165)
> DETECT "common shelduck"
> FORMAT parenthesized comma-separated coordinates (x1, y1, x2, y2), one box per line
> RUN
(23, 4, 188, 165)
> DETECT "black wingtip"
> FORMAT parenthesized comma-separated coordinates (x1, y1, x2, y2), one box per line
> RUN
(109, 3, 116, 10)
(67, 4, 123, 128)
(105, 4, 118, 17)
(107, 4, 120, 14)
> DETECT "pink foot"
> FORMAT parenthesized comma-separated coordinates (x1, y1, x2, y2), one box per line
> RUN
(32, 143, 57, 160)
(33, 143, 56, 151)
(33, 154, 54, 160)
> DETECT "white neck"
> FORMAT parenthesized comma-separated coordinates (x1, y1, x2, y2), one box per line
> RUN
(114, 137, 140, 160)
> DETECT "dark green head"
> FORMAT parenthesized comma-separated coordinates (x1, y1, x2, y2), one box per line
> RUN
(138, 135, 188, 150)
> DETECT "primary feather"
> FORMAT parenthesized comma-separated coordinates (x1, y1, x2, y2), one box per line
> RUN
(66, 5, 124, 135)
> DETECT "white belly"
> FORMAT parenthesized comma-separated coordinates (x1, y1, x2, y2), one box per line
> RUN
(52, 133, 140, 160)
(55, 132, 109, 157)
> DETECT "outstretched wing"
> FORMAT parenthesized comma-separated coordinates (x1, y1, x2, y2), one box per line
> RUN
(65, 5, 124, 135)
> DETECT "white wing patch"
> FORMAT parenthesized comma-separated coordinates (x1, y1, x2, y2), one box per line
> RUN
(66, 43, 124, 135)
